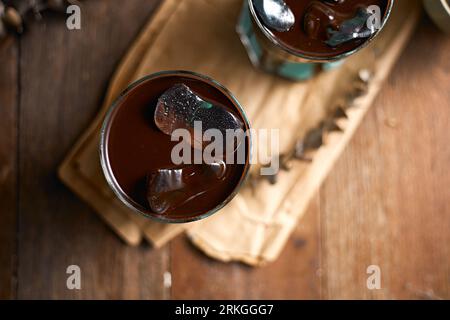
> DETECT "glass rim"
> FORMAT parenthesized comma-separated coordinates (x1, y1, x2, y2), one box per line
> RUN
(99, 70, 252, 224)
(247, 0, 395, 62)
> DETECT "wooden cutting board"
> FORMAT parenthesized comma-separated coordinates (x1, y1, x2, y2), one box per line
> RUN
(58, 0, 421, 264)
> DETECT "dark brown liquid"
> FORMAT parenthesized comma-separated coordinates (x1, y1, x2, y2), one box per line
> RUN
(105, 73, 250, 220)
(260, 0, 390, 58)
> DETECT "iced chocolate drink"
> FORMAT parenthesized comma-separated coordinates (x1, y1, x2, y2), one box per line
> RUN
(237, 0, 394, 80)
(100, 71, 251, 223)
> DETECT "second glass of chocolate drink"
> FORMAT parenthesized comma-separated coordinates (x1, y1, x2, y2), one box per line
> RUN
(237, 0, 394, 80)
(100, 71, 251, 223)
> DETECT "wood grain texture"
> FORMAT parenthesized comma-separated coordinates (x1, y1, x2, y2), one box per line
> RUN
(0, 38, 18, 300)
(0, 1, 448, 300)
(16, 0, 168, 299)
(321, 17, 450, 300)
(171, 196, 322, 299)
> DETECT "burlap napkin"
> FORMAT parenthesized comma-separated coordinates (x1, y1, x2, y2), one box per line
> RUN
(59, 0, 420, 265)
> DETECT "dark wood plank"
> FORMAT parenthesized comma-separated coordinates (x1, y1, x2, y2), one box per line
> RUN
(321, 17, 450, 299)
(170, 196, 322, 299)
(17, 0, 168, 299)
(0, 38, 19, 300)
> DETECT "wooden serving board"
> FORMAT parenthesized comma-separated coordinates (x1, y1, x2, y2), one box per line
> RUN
(59, 0, 421, 264)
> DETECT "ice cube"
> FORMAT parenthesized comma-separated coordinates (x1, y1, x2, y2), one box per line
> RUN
(304, 1, 341, 41)
(303, 2, 375, 46)
(252, 0, 295, 32)
(154, 84, 244, 150)
(325, 8, 374, 47)
(146, 160, 227, 215)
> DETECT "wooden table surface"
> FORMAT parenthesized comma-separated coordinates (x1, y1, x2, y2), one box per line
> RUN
(0, 0, 449, 300)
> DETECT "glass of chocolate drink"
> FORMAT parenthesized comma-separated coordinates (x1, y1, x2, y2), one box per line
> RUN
(100, 71, 251, 223)
(237, 0, 394, 80)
